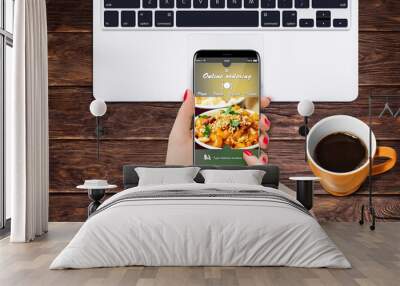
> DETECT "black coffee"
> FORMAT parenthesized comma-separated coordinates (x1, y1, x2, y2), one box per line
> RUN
(314, 132, 367, 173)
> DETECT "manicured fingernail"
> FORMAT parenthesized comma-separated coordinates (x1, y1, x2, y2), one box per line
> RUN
(263, 135, 269, 145)
(183, 89, 188, 101)
(243, 150, 252, 156)
(262, 156, 268, 164)
(264, 117, 270, 127)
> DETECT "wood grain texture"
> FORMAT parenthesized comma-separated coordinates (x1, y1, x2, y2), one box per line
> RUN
(359, 32, 400, 85)
(46, 0, 400, 32)
(47, 0, 92, 32)
(50, 140, 167, 192)
(49, 139, 400, 196)
(50, 86, 400, 140)
(49, 87, 180, 140)
(47, 0, 400, 222)
(359, 0, 400, 31)
(48, 33, 92, 87)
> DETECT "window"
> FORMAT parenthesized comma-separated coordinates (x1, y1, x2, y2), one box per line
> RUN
(0, 0, 14, 230)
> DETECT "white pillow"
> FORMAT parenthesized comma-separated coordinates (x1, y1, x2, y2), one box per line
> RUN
(135, 167, 200, 186)
(200, 169, 266, 185)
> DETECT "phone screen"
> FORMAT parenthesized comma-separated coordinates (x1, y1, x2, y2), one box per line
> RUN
(193, 50, 260, 166)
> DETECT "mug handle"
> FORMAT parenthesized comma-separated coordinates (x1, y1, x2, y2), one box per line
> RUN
(372, 146, 397, 176)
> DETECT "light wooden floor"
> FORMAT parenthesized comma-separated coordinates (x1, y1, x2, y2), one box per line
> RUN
(0, 222, 399, 286)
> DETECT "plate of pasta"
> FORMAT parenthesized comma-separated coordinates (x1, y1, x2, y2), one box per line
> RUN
(194, 105, 259, 150)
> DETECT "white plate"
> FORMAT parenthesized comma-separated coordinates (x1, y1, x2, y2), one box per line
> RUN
(195, 97, 245, 109)
(195, 108, 259, 150)
(77, 184, 117, 190)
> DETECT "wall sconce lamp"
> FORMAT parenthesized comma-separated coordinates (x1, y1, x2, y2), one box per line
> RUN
(90, 99, 107, 160)
(297, 100, 315, 162)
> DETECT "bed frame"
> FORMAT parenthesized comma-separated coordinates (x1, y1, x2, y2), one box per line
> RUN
(123, 165, 280, 190)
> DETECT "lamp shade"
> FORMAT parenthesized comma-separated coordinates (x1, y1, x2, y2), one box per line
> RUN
(297, 99, 314, 117)
(90, 100, 107, 117)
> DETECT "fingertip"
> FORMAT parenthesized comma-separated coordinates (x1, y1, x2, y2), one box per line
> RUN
(263, 134, 269, 146)
(264, 115, 271, 130)
(259, 115, 270, 132)
(258, 151, 269, 165)
(261, 154, 269, 164)
(261, 96, 271, 108)
(259, 133, 270, 150)
(243, 150, 253, 156)
(183, 89, 193, 102)
(183, 89, 189, 101)
(243, 150, 260, 166)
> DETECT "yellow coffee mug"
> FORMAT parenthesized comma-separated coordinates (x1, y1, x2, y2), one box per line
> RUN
(307, 115, 397, 196)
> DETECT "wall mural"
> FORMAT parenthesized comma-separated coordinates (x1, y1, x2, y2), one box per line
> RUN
(47, 0, 400, 222)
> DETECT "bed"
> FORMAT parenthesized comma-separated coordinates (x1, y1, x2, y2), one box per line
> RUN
(50, 165, 350, 269)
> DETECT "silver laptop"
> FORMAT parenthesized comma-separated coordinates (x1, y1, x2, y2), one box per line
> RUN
(93, 0, 358, 102)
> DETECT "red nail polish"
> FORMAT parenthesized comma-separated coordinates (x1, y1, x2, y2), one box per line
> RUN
(262, 156, 268, 164)
(264, 117, 270, 127)
(183, 89, 188, 101)
(243, 150, 252, 156)
(263, 135, 269, 145)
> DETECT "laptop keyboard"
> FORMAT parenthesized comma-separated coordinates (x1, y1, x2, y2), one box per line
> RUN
(102, 0, 350, 29)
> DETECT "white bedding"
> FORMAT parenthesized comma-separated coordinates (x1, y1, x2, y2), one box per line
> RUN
(50, 183, 350, 269)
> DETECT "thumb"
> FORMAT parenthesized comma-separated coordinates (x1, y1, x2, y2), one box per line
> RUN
(171, 89, 194, 137)
(243, 150, 261, 166)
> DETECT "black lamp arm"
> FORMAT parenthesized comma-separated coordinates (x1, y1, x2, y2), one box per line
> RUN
(95, 117, 104, 160)
(298, 117, 309, 162)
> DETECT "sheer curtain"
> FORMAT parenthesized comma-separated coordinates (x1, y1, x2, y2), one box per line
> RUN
(9, 0, 49, 242)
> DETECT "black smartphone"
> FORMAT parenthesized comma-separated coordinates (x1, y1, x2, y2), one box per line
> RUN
(193, 50, 261, 166)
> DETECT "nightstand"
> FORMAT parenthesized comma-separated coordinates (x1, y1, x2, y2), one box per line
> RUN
(77, 181, 117, 217)
(289, 177, 319, 210)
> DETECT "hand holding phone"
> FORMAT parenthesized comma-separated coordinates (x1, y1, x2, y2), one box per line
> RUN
(165, 89, 271, 166)
(193, 50, 264, 166)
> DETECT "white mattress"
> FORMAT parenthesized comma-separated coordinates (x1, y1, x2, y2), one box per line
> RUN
(50, 183, 350, 269)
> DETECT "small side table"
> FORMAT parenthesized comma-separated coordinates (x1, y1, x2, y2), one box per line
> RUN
(77, 184, 117, 217)
(289, 177, 319, 210)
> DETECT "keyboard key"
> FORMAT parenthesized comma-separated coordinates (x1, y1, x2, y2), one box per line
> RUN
(160, 0, 174, 8)
(261, 0, 275, 8)
(138, 11, 153, 27)
(312, 0, 347, 8)
(333, 18, 348, 27)
(193, 0, 208, 8)
(299, 18, 313, 27)
(211, 0, 225, 8)
(278, 0, 292, 8)
(227, 0, 242, 8)
(176, 11, 258, 27)
(295, 0, 309, 8)
(104, 11, 119, 27)
(282, 11, 296, 27)
(104, 0, 140, 8)
(244, 0, 259, 8)
(143, 0, 157, 8)
(261, 11, 280, 27)
(121, 11, 135, 27)
(316, 10, 330, 19)
(155, 11, 174, 26)
(177, 0, 191, 8)
(316, 19, 330, 27)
